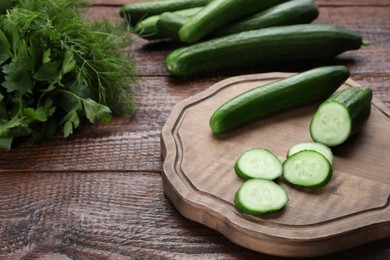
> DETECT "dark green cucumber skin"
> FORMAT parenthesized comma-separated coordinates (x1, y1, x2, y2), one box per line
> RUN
(209, 66, 350, 134)
(166, 24, 363, 77)
(158, 0, 318, 41)
(311, 87, 373, 139)
(179, 0, 286, 43)
(120, 0, 211, 26)
(157, 8, 200, 41)
(213, 0, 319, 38)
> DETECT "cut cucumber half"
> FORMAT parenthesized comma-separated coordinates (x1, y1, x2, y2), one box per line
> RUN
(310, 87, 372, 147)
(287, 141, 333, 165)
(234, 148, 282, 180)
(283, 150, 332, 188)
(235, 179, 288, 215)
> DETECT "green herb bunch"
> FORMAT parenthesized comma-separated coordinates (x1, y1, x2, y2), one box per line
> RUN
(0, 0, 137, 150)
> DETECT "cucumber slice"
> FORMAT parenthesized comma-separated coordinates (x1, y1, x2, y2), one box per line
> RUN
(234, 148, 282, 180)
(283, 150, 332, 188)
(310, 102, 351, 147)
(310, 87, 372, 147)
(235, 179, 288, 215)
(287, 141, 333, 165)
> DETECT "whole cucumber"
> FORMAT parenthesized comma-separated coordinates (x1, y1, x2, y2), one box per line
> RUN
(120, 0, 211, 26)
(213, 0, 319, 37)
(209, 66, 350, 134)
(158, 0, 319, 41)
(135, 7, 202, 40)
(179, 0, 286, 43)
(166, 24, 365, 77)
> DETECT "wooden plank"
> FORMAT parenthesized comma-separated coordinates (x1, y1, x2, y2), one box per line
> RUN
(0, 171, 389, 259)
(161, 73, 390, 257)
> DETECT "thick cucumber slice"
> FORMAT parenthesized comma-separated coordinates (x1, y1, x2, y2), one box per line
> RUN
(287, 141, 333, 164)
(235, 179, 288, 215)
(234, 148, 282, 180)
(283, 150, 333, 188)
(310, 87, 372, 147)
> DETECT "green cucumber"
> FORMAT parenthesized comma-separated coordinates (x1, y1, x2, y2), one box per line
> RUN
(310, 87, 372, 147)
(179, 0, 286, 43)
(283, 150, 333, 188)
(166, 24, 365, 77)
(120, 0, 211, 26)
(235, 148, 282, 180)
(134, 15, 161, 40)
(287, 141, 333, 165)
(135, 8, 202, 40)
(213, 0, 319, 38)
(156, 8, 202, 41)
(209, 66, 350, 134)
(158, 0, 318, 41)
(235, 179, 288, 215)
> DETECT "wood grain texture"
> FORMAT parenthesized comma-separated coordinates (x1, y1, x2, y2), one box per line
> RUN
(161, 74, 390, 257)
(1, 2, 390, 259)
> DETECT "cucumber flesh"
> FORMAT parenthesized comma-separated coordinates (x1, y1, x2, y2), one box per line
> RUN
(283, 150, 333, 188)
(235, 148, 282, 180)
(310, 102, 351, 147)
(287, 141, 333, 165)
(235, 179, 288, 215)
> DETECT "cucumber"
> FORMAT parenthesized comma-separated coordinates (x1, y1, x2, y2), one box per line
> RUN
(310, 87, 372, 147)
(158, 0, 319, 41)
(134, 15, 161, 40)
(135, 8, 202, 40)
(287, 141, 333, 165)
(235, 179, 288, 215)
(120, 0, 211, 26)
(283, 150, 333, 188)
(157, 8, 201, 41)
(234, 148, 282, 180)
(213, 0, 319, 38)
(209, 66, 350, 134)
(179, 0, 286, 43)
(166, 24, 365, 77)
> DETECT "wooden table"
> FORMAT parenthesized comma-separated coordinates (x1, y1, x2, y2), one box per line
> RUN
(1, 0, 389, 259)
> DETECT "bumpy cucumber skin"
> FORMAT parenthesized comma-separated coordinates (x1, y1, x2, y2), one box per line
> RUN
(179, 0, 285, 43)
(120, 0, 211, 26)
(282, 150, 333, 188)
(166, 24, 363, 77)
(234, 148, 282, 181)
(310, 87, 372, 146)
(157, 8, 201, 40)
(234, 179, 289, 215)
(213, 0, 319, 38)
(209, 66, 350, 134)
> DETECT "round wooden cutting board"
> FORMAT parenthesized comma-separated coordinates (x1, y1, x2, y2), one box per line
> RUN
(161, 73, 390, 257)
